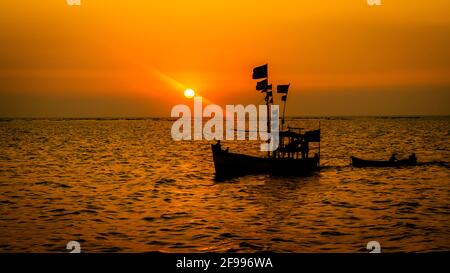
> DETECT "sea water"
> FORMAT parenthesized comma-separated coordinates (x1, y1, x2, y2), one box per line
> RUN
(0, 116, 448, 252)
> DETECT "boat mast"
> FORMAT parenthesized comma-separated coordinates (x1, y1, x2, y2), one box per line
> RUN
(277, 84, 289, 132)
(266, 75, 271, 158)
(252, 64, 271, 158)
(281, 95, 287, 131)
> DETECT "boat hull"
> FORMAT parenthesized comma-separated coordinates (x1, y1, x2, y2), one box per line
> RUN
(212, 145, 320, 179)
(351, 156, 417, 168)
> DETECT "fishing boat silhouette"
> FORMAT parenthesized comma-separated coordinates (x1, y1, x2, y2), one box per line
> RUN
(211, 64, 321, 179)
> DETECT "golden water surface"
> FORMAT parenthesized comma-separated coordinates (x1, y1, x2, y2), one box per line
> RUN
(0, 117, 449, 252)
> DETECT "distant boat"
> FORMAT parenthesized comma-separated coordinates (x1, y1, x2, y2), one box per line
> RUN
(211, 64, 321, 179)
(351, 155, 417, 168)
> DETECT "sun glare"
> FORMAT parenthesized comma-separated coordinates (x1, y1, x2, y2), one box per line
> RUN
(184, 88, 195, 99)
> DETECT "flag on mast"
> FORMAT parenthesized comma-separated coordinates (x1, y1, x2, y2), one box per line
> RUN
(277, 84, 290, 94)
(256, 79, 268, 90)
(305, 129, 321, 142)
(252, 64, 268, 79)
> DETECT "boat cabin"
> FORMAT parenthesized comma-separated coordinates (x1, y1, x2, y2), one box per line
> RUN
(274, 127, 320, 160)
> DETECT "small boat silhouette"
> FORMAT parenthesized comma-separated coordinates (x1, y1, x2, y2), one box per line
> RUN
(351, 154, 417, 168)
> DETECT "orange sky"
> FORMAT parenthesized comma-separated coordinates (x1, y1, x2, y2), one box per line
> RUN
(0, 0, 449, 117)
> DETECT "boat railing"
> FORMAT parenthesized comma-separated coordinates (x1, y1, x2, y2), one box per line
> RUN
(286, 126, 304, 134)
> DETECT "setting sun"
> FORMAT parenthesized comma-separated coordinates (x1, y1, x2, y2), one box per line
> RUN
(184, 89, 195, 99)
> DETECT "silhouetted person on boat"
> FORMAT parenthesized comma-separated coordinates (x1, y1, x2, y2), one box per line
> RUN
(212, 140, 228, 153)
(301, 141, 309, 159)
(389, 153, 397, 163)
(409, 153, 417, 164)
(314, 153, 319, 161)
(212, 140, 221, 153)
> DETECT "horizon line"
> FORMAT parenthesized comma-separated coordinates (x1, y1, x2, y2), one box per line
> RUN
(1, 114, 449, 120)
